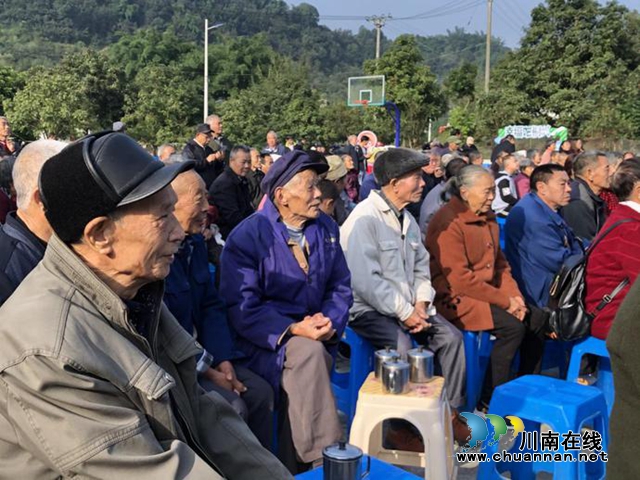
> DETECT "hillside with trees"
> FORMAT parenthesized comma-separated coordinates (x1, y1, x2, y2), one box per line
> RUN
(0, 0, 638, 148)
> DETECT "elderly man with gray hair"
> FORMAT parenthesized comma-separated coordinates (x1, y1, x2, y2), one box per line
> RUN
(220, 149, 352, 473)
(0, 139, 66, 305)
(0, 132, 292, 479)
(561, 151, 610, 242)
(340, 148, 467, 447)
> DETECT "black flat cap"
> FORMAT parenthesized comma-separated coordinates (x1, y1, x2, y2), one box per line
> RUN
(39, 131, 193, 243)
(373, 148, 428, 186)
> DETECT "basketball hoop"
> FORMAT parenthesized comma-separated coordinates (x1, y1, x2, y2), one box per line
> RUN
(354, 99, 369, 108)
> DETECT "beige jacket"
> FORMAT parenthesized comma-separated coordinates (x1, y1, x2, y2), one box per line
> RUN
(0, 234, 292, 479)
(340, 190, 437, 321)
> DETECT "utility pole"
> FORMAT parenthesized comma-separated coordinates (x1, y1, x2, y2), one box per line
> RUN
(484, 0, 493, 93)
(366, 14, 391, 59)
(203, 19, 224, 122)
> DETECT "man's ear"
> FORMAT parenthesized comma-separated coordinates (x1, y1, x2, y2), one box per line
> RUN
(81, 216, 116, 255)
(33, 189, 45, 211)
(273, 187, 287, 207)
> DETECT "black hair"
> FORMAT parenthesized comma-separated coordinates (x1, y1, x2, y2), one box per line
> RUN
(573, 151, 606, 176)
(229, 144, 250, 161)
(530, 164, 566, 192)
(611, 158, 640, 201)
(468, 151, 482, 164)
(317, 179, 340, 201)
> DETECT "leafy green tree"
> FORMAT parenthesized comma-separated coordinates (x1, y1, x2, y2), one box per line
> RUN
(476, 0, 640, 139)
(108, 28, 196, 81)
(123, 63, 202, 146)
(220, 60, 324, 146)
(416, 28, 509, 80)
(444, 62, 478, 102)
(318, 103, 366, 145)
(7, 67, 95, 140)
(207, 33, 278, 100)
(364, 35, 447, 147)
(0, 67, 24, 116)
(6, 50, 124, 139)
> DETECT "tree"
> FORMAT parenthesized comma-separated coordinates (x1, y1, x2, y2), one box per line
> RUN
(416, 28, 509, 80)
(108, 28, 195, 81)
(207, 33, 278, 101)
(123, 63, 202, 146)
(476, 0, 640, 139)
(0, 67, 24, 116)
(220, 60, 324, 147)
(6, 50, 124, 139)
(444, 62, 478, 102)
(364, 35, 446, 147)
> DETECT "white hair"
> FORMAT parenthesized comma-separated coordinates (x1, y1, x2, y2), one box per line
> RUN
(157, 143, 175, 160)
(13, 140, 67, 210)
(206, 114, 220, 124)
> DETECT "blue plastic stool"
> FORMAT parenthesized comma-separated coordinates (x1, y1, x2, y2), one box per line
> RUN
(478, 375, 609, 480)
(567, 336, 614, 414)
(295, 456, 420, 479)
(331, 326, 375, 431)
(463, 330, 494, 412)
(496, 215, 507, 251)
(513, 339, 571, 377)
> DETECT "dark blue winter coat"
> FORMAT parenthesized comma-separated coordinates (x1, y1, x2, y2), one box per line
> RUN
(164, 234, 236, 366)
(220, 199, 352, 393)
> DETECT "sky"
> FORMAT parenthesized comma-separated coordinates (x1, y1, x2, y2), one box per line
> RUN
(288, 0, 640, 48)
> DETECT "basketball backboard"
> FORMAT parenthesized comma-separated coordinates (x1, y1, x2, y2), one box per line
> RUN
(348, 75, 385, 107)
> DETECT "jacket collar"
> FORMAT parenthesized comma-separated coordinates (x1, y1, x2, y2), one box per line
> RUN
(574, 177, 605, 206)
(3, 211, 47, 254)
(262, 197, 318, 230)
(223, 167, 246, 185)
(448, 196, 496, 224)
(369, 190, 411, 235)
(42, 234, 164, 339)
(529, 192, 574, 234)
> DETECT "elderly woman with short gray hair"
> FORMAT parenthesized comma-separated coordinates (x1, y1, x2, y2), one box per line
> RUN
(426, 165, 548, 410)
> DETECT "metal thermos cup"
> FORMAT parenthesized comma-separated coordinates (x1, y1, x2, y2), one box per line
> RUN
(322, 441, 370, 480)
(374, 346, 399, 379)
(407, 346, 435, 383)
(381, 356, 410, 394)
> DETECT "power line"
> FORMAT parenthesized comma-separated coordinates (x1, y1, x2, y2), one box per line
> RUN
(366, 15, 392, 59)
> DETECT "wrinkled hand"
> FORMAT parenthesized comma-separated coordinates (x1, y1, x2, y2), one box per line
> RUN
(434, 167, 445, 178)
(204, 367, 233, 392)
(404, 304, 432, 334)
(5, 139, 15, 153)
(507, 296, 527, 321)
(291, 313, 334, 341)
(216, 361, 246, 395)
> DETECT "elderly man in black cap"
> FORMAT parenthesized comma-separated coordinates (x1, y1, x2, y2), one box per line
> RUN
(340, 148, 467, 448)
(183, 123, 225, 188)
(220, 150, 353, 474)
(0, 132, 292, 479)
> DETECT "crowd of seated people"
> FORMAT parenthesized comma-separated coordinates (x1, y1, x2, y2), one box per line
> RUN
(0, 113, 638, 477)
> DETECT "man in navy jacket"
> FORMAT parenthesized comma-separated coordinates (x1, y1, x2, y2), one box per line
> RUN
(164, 168, 273, 449)
(505, 164, 582, 308)
(0, 140, 66, 306)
